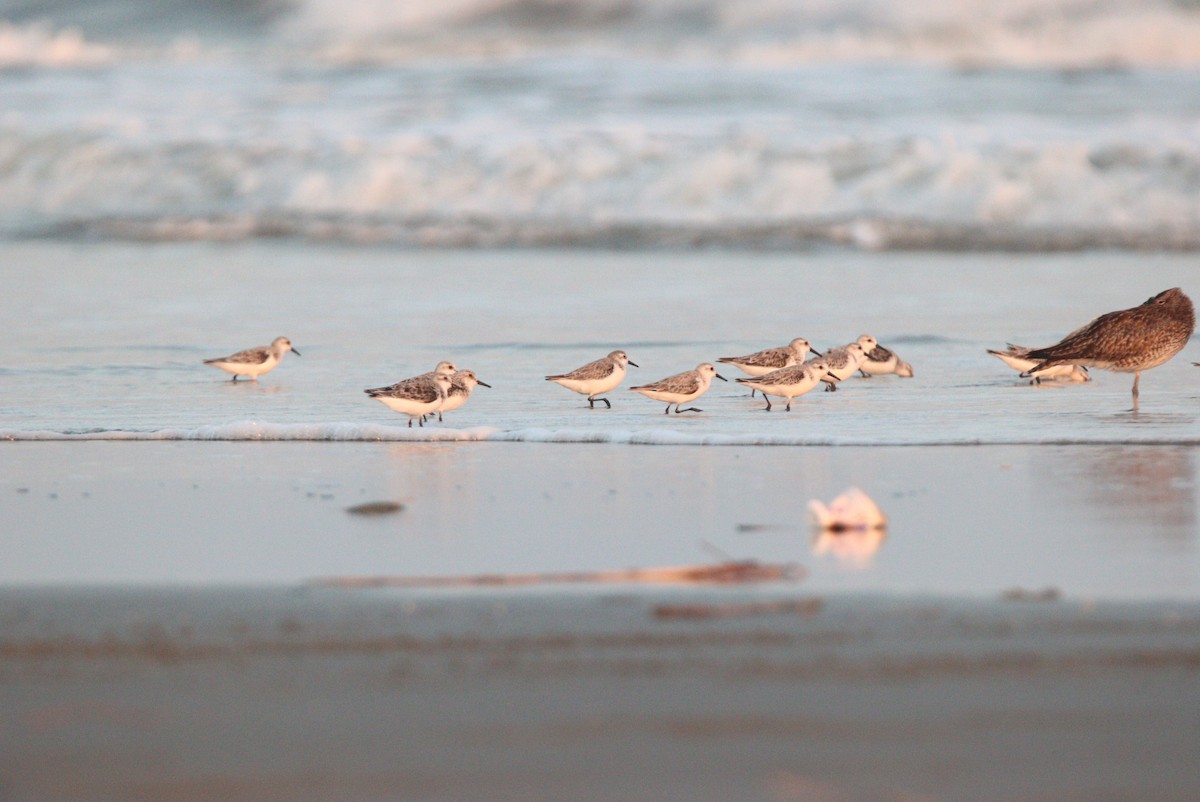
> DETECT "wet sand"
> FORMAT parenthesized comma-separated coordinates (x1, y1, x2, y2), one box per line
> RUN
(2, 441, 1200, 800)
(2, 441, 1197, 598)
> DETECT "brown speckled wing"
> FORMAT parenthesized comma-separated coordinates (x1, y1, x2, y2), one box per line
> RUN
(747, 364, 808, 386)
(637, 371, 701, 394)
(820, 348, 851, 370)
(1027, 290, 1195, 370)
(366, 375, 439, 401)
(720, 347, 789, 368)
(219, 346, 270, 365)
(555, 357, 615, 381)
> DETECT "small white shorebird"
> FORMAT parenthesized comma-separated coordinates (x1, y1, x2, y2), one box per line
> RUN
(437, 369, 492, 421)
(736, 360, 833, 411)
(718, 338, 819, 397)
(988, 344, 1090, 383)
(204, 336, 300, 381)
(371, 361, 456, 392)
(859, 341, 914, 377)
(814, 342, 871, 391)
(630, 363, 727, 414)
(365, 361, 457, 424)
(364, 372, 452, 428)
(545, 350, 637, 409)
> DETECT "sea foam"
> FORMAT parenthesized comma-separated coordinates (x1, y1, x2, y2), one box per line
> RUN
(0, 21, 113, 68)
(5, 422, 1200, 447)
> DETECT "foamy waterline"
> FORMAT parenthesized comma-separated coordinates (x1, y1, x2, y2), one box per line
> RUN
(29, 215, 1200, 252)
(5, 422, 1200, 447)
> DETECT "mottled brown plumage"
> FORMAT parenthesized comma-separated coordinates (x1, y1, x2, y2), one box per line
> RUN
(1023, 287, 1195, 410)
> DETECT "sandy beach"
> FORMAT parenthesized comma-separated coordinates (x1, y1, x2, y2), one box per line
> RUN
(2, 441, 1197, 598)
(3, 585, 1199, 801)
(5, 0, 1200, 788)
(3, 440, 1200, 800)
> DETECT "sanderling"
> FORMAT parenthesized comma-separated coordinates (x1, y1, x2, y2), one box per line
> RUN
(415, 362, 457, 419)
(364, 362, 456, 421)
(736, 360, 833, 411)
(204, 336, 300, 381)
(718, 338, 819, 398)
(860, 342, 914, 377)
(812, 343, 870, 391)
(438, 369, 492, 420)
(364, 372, 452, 428)
(988, 344, 1090, 383)
(1021, 287, 1195, 410)
(718, 338, 817, 376)
(630, 363, 727, 414)
(545, 350, 637, 408)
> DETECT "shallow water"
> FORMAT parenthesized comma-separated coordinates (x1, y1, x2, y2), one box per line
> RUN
(2, 244, 1199, 596)
(2, 242, 1197, 444)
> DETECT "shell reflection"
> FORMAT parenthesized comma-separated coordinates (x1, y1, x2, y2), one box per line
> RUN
(808, 487, 888, 568)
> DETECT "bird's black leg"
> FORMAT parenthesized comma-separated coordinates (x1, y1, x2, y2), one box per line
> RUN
(786, 399, 792, 411)
(598, 397, 611, 409)
(663, 404, 671, 414)
(678, 407, 702, 413)
(763, 397, 772, 411)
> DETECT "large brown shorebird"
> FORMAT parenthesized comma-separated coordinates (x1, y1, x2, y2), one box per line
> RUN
(1022, 287, 1195, 411)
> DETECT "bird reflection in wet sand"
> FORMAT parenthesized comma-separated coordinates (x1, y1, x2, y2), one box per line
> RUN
(1020, 287, 1195, 411)
(1077, 446, 1196, 531)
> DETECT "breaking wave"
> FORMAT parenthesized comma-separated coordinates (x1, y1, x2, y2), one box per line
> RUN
(5, 0, 1200, 250)
(9, 0, 1200, 68)
(6, 128, 1200, 251)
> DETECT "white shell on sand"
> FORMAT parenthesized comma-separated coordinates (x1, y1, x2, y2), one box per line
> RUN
(807, 487, 888, 531)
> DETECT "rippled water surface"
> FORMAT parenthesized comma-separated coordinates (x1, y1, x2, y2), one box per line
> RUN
(2, 243, 1197, 443)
